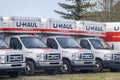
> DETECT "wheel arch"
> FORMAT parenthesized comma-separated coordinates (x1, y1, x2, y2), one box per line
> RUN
(62, 57, 71, 62)
(26, 58, 36, 68)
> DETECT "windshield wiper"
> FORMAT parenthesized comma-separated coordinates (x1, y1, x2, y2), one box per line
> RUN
(95, 47, 109, 49)
(27, 46, 48, 48)
(70, 46, 80, 48)
(0, 46, 8, 48)
(95, 47, 103, 49)
(36, 46, 48, 48)
(101, 48, 110, 49)
(62, 46, 71, 48)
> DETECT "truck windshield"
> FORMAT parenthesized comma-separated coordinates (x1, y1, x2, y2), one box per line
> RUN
(0, 39, 9, 49)
(90, 39, 110, 49)
(20, 37, 47, 49)
(56, 37, 80, 48)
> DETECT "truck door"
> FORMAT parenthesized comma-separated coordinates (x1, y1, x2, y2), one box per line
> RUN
(46, 38, 58, 49)
(10, 38, 22, 50)
(80, 39, 91, 49)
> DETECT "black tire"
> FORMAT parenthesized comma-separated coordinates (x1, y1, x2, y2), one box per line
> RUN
(45, 69, 57, 75)
(24, 61, 35, 76)
(60, 60, 71, 74)
(110, 68, 119, 72)
(96, 60, 103, 72)
(8, 71, 20, 78)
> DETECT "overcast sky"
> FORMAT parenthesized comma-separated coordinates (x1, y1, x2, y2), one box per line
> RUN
(0, 0, 72, 18)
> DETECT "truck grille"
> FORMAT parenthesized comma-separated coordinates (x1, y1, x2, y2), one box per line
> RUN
(7, 54, 23, 62)
(46, 53, 60, 60)
(113, 54, 120, 60)
(80, 53, 94, 60)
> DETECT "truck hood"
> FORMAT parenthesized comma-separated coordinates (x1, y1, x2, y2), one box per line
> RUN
(0, 48, 23, 55)
(62, 48, 93, 53)
(26, 48, 61, 53)
(95, 49, 120, 54)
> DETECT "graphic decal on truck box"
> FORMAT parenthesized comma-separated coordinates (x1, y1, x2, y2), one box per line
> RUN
(103, 22, 120, 42)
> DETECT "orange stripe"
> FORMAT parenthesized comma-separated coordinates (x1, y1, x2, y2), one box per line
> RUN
(0, 28, 3, 32)
(2, 28, 105, 36)
(41, 29, 76, 33)
(102, 32, 120, 42)
(75, 30, 105, 35)
(41, 29, 105, 36)
(0, 48, 14, 51)
(41, 48, 53, 50)
(76, 48, 85, 50)
(3, 28, 42, 31)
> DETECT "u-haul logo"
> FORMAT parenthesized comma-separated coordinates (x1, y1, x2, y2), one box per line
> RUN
(114, 26, 120, 31)
(52, 23, 73, 29)
(85, 26, 104, 32)
(16, 22, 38, 27)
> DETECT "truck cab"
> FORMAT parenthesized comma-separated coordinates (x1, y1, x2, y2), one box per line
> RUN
(0, 38, 26, 77)
(42, 36, 96, 73)
(5, 35, 62, 75)
(76, 37, 120, 72)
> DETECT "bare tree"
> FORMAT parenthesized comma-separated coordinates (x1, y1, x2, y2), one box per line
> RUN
(97, 0, 119, 22)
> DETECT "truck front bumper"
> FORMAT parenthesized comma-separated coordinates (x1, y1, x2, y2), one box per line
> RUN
(71, 60, 96, 70)
(35, 61, 63, 69)
(0, 62, 26, 72)
(103, 60, 120, 69)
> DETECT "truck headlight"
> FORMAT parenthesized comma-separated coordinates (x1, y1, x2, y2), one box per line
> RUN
(37, 54, 45, 61)
(104, 53, 112, 60)
(0, 55, 6, 63)
(72, 53, 79, 60)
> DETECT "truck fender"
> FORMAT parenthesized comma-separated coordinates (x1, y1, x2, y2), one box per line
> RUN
(62, 57, 70, 62)
(95, 57, 103, 62)
(26, 58, 36, 68)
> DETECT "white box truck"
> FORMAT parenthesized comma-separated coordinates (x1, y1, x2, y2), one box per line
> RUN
(0, 17, 26, 77)
(2, 16, 62, 76)
(74, 21, 120, 72)
(40, 19, 96, 74)
(103, 22, 120, 50)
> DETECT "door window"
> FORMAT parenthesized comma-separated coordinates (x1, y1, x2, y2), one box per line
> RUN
(80, 39, 91, 49)
(10, 38, 22, 49)
(46, 38, 58, 49)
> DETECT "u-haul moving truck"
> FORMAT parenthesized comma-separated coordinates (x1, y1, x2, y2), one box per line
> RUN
(40, 19, 96, 74)
(0, 17, 26, 77)
(103, 22, 120, 50)
(2, 16, 62, 75)
(74, 21, 120, 72)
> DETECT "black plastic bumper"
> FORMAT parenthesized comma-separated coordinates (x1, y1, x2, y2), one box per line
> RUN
(71, 65, 96, 71)
(36, 66, 61, 70)
(103, 60, 120, 69)
(35, 61, 62, 70)
(70, 60, 96, 70)
(0, 68, 24, 73)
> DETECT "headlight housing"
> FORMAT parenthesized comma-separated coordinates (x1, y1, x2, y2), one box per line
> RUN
(104, 53, 112, 60)
(72, 53, 79, 60)
(37, 54, 45, 61)
(0, 55, 6, 63)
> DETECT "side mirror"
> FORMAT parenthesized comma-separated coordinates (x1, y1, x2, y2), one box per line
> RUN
(112, 44, 114, 50)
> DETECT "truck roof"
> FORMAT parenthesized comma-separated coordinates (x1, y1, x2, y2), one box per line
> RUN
(46, 36, 73, 38)
(80, 37, 102, 40)
(8, 35, 38, 38)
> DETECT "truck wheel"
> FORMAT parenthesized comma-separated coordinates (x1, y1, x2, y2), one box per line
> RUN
(60, 60, 71, 74)
(110, 68, 119, 72)
(25, 61, 35, 76)
(45, 69, 57, 75)
(8, 71, 20, 78)
(96, 60, 103, 72)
